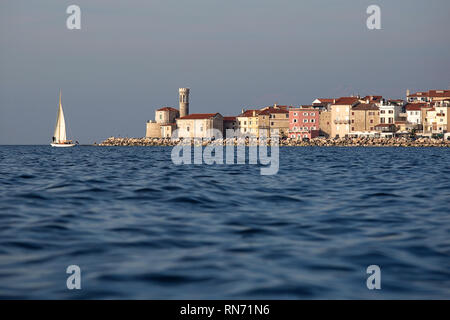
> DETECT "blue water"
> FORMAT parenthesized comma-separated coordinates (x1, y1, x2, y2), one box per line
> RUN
(0, 145, 449, 299)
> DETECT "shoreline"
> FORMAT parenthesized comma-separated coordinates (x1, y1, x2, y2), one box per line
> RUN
(98, 137, 450, 147)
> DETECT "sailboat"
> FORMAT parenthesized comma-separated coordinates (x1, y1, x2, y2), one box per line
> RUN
(51, 91, 76, 147)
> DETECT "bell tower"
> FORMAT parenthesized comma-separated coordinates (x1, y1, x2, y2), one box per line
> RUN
(179, 88, 190, 117)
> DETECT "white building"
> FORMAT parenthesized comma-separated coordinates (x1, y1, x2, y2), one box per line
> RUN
(175, 113, 224, 138)
(379, 100, 403, 125)
(405, 103, 423, 125)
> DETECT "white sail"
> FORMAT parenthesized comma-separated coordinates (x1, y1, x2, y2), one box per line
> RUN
(53, 91, 67, 143)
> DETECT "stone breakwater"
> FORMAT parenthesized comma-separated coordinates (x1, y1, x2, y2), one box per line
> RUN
(98, 136, 450, 147)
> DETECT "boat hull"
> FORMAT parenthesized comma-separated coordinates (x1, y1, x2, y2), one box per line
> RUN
(50, 143, 76, 147)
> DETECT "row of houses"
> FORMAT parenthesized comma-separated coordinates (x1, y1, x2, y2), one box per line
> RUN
(146, 88, 450, 139)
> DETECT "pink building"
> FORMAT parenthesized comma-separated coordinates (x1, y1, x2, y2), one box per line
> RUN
(289, 106, 320, 139)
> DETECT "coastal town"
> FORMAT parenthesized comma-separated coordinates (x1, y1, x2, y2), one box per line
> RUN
(100, 87, 450, 147)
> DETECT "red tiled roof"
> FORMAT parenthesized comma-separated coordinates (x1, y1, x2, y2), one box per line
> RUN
(408, 91, 428, 97)
(352, 103, 379, 111)
(157, 107, 179, 112)
(334, 97, 360, 105)
(316, 98, 335, 103)
(223, 116, 236, 121)
(405, 103, 426, 111)
(428, 90, 450, 98)
(178, 113, 220, 120)
(268, 108, 289, 114)
(239, 109, 262, 117)
(408, 90, 450, 98)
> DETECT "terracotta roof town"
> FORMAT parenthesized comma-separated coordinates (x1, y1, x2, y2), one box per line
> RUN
(145, 87, 450, 139)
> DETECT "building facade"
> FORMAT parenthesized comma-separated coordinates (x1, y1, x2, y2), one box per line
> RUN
(223, 116, 238, 137)
(289, 106, 320, 139)
(146, 106, 180, 138)
(266, 106, 290, 137)
(175, 113, 223, 138)
(330, 97, 361, 138)
(435, 102, 450, 133)
(350, 103, 380, 134)
(407, 89, 450, 103)
(379, 101, 402, 125)
(156, 107, 179, 124)
(319, 110, 331, 137)
(405, 103, 424, 127)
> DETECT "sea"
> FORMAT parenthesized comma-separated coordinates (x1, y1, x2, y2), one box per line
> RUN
(0, 145, 449, 299)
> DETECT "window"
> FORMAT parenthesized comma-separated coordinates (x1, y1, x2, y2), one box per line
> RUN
(311, 126, 316, 130)
(271, 122, 274, 125)
(310, 119, 315, 123)
(310, 112, 315, 116)
(244, 121, 247, 125)
(303, 119, 308, 123)
(293, 119, 297, 123)
(388, 118, 393, 124)
(380, 110, 385, 114)
(249, 121, 252, 125)
(304, 134, 308, 138)
(389, 110, 393, 114)
(200, 126, 203, 132)
(370, 127, 373, 130)
(352, 112, 354, 115)
(159, 114, 162, 119)
(370, 119, 373, 123)
(294, 112, 297, 116)
(286, 114, 289, 118)
(381, 118, 385, 123)
(352, 127, 354, 131)
(351, 119, 354, 123)
(187, 126, 190, 132)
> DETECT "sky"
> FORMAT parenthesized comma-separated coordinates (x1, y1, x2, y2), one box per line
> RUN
(1, 0, 449, 144)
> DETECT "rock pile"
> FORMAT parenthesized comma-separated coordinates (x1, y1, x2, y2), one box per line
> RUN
(98, 136, 450, 147)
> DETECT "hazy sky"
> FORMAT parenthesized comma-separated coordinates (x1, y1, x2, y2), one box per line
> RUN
(1, 0, 449, 144)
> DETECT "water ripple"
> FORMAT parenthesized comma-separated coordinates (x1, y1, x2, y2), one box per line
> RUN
(0, 146, 449, 299)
